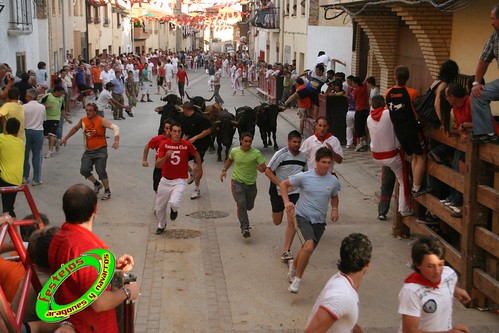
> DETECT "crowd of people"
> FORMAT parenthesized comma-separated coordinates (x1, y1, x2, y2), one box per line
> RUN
(1, 4, 499, 330)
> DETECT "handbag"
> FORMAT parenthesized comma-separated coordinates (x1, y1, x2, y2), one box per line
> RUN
(413, 81, 443, 128)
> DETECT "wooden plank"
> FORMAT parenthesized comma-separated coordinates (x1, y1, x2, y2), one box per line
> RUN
(426, 128, 466, 152)
(414, 193, 463, 233)
(426, 161, 464, 194)
(476, 184, 499, 212)
(473, 268, 499, 304)
(479, 143, 499, 166)
(403, 216, 462, 271)
(474, 226, 499, 259)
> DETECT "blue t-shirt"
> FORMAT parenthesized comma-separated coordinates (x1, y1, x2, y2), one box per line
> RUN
(288, 169, 340, 224)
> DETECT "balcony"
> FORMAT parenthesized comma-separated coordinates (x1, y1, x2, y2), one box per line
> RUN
(250, 6, 280, 31)
(133, 27, 151, 40)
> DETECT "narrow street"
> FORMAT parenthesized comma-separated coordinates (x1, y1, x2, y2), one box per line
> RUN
(15, 70, 499, 332)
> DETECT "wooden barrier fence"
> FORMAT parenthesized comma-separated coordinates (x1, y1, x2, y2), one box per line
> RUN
(394, 128, 499, 307)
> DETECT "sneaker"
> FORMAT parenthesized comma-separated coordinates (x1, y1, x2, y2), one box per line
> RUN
(242, 229, 251, 238)
(31, 180, 43, 186)
(400, 210, 414, 217)
(55, 140, 60, 152)
(23, 178, 29, 184)
(287, 259, 296, 283)
(439, 198, 451, 205)
(288, 277, 301, 293)
(448, 205, 461, 214)
(140, 100, 146, 103)
(147, 99, 153, 102)
(471, 134, 499, 144)
(44, 151, 54, 159)
(346, 144, 354, 149)
(187, 173, 195, 185)
(354, 144, 363, 152)
(170, 208, 178, 221)
(101, 191, 111, 200)
(94, 182, 103, 194)
(125, 110, 134, 117)
(377, 214, 386, 221)
(417, 217, 440, 226)
(281, 251, 293, 261)
(412, 188, 426, 197)
(190, 189, 201, 200)
(155, 227, 165, 235)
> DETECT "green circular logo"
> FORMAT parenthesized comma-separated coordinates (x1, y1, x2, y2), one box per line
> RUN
(36, 249, 115, 322)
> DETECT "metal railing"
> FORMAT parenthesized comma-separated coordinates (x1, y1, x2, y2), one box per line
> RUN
(250, 6, 280, 29)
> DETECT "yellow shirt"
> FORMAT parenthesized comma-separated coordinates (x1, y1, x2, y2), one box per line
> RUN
(0, 102, 25, 141)
(0, 133, 24, 185)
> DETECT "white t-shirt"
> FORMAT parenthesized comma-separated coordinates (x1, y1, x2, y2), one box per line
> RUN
(100, 70, 113, 85)
(316, 54, 331, 67)
(23, 101, 46, 130)
(165, 64, 174, 77)
(367, 109, 400, 154)
(96, 89, 113, 112)
(306, 272, 359, 333)
(300, 134, 343, 173)
(398, 266, 457, 333)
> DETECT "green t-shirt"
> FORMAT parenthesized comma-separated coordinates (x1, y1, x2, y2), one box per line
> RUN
(40, 93, 64, 121)
(230, 147, 266, 185)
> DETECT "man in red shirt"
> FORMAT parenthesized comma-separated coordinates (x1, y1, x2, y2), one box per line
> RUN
(48, 184, 139, 333)
(142, 120, 172, 193)
(154, 122, 203, 235)
(352, 76, 369, 152)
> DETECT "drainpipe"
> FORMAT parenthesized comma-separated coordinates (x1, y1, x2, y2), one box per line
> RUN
(61, 0, 66, 60)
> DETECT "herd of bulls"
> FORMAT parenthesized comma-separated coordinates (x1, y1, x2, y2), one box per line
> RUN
(155, 92, 285, 162)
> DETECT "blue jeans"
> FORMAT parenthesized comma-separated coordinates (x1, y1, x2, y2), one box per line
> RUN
(23, 129, 44, 182)
(56, 114, 64, 140)
(471, 78, 499, 135)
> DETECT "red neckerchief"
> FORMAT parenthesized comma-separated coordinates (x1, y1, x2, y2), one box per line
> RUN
(370, 107, 385, 122)
(315, 132, 332, 143)
(404, 272, 440, 289)
(61, 222, 109, 249)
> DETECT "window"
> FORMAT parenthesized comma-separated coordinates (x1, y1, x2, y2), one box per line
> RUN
(16, 52, 26, 75)
(73, 0, 78, 16)
(9, 0, 33, 32)
(51, 0, 55, 16)
(117, 13, 121, 28)
(300, 0, 305, 16)
(58, 0, 61, 15)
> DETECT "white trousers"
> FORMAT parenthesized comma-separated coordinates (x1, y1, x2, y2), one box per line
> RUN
(346, 110, 355, 146)
(155, 177, 186, 229)
(375, 155, 411, 213)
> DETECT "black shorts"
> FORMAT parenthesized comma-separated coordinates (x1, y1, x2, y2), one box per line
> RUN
(269, 183, 299, 213)
(77, 83, 92, 92)
(43, 120, 59, 137)
(354, 109, 369, 138)
(399, 130, 426, 156)
(296, 215, 326, 245)
(157, 77, 165, 86)
(188, 149, 205, 162)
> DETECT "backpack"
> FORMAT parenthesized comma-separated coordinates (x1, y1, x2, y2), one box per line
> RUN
(413, 81, 443, 128)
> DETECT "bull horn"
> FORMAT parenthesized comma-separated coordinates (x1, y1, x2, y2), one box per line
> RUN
(175, 106, 183, 112)
(214, 120, 221, 125)
(205, 93, 215, 102)
(154, 106, 162, 113)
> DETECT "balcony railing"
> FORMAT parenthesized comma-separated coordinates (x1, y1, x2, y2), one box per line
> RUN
(250, 6, 280, 30)
(133, 27, 151, 40)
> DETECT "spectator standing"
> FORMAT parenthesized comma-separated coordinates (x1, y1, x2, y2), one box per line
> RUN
(295, 77, 312, 135)
(305, 233, 372, 332)
(48, 184, 139, 332)
(385, 66, 426, 197)
(220, 132, 266, 238)
(35, 61, 48, 88)
(13, 72, 34, 104)
(213, 67, 224, 105)
(470, 4, 499, 144)
(140, 66, 153, 102)
(353, 76, 370, 152)
(0, 118, 24, 217)
(124, 70, 137, 117)
(0, 87, 25, 141)
(156, 61, 166, 95)
(367, 95, 413, 218)
(280, 147, 341, 293)
(346, 75, 356, 149)
(91, 62, 103, 98)
(110, 70, 126, 120)
(265, 130, 307, 261)
(61, 103, 120, 201)
(23, 89, 46, 186)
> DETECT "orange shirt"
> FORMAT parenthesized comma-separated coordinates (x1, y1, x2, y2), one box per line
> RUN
(91, 66, 102, 84)
(297, 84, 312, 108)
(82, 116, 107, 150)
(0, 258, 25, 303)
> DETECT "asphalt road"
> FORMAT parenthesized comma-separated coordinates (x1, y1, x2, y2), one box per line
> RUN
(13, 70, 499, 332)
